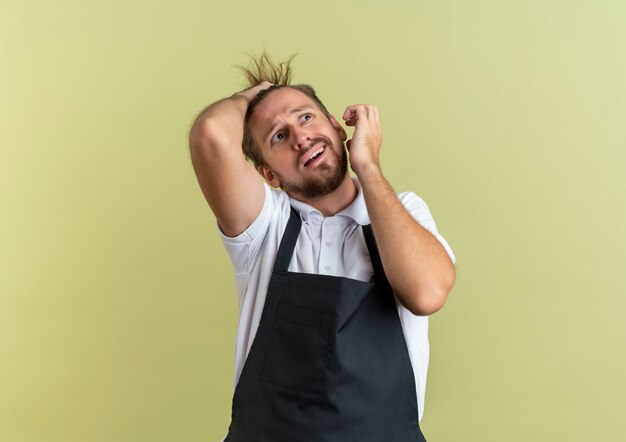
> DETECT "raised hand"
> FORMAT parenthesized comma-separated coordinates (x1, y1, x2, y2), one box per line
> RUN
(235, 81, 274, 103)
(342, 104, 383, 176)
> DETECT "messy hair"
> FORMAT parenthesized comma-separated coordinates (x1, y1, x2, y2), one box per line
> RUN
(236, 51, 332, 167)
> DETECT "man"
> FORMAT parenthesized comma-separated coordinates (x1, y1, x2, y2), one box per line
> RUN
(188, 54, 456, 441)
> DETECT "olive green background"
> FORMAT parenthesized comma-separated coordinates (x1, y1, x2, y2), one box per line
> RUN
(1, 1, 624, 441)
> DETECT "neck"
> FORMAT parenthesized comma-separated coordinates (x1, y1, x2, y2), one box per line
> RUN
(290, 174, 357, 217)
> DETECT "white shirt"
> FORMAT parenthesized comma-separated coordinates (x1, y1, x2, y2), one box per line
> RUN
(219, 176, 456, 422)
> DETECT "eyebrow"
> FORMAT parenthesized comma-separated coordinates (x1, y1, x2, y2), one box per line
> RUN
(263, 106, 312, 142)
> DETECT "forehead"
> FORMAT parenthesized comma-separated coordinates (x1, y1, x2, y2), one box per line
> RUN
(249, 88, 320, 137)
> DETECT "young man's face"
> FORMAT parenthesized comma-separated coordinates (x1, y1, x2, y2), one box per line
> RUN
(248, 87, 349, 201)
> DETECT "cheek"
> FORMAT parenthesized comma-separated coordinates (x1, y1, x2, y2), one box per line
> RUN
(269, 153, 297, 174)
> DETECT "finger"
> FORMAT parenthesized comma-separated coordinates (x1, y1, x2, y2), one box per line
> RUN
(344, 117, 358, 126)
(373, 107, 380, 123)
(342, 106, 356, 120)
(342, 111, 356, 123)
(363, 105, 379, 121)
(342, 104, 366, 121)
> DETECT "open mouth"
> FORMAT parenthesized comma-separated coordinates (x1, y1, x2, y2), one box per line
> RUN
(303, 145, 326, 167)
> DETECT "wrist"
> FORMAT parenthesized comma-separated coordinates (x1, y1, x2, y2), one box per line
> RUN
(232, 91, 251, 105)
(353, 161, 383, 181)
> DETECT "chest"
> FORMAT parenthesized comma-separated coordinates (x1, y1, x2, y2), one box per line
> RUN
(288, 220, 374, 282)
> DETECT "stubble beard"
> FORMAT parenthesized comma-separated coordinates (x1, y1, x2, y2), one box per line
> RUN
(281, 142, 348, 200)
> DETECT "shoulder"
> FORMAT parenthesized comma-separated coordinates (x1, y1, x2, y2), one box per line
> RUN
(396, 191, 430, 214)
(396, 190, 457, 265)
(394, 190, 439, 231)
(218, 183, 292, 272)
(220, 184, 290, 239)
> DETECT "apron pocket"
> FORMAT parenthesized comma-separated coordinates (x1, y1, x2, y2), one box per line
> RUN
(261, 302, 333, 395)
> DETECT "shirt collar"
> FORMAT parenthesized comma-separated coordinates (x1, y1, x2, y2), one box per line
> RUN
(289, 176, 371, 226)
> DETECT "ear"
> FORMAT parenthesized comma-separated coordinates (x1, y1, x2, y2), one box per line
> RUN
(256, 164, 281, 188)
(329, 115, 348, 141)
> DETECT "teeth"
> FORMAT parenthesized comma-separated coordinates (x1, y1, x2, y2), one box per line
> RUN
(305, 147, 325, 166)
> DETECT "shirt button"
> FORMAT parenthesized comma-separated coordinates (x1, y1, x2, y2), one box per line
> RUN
(324, 265, 331, 271)
(325, 241, 332, 247)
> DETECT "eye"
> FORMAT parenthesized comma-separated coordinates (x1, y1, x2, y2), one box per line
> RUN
(300, 113, 313, 123)
(271, 131, 286, 144)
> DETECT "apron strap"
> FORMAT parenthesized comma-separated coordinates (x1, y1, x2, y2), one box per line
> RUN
(273, 208, 302, 273)
(362, 224, 393, 291)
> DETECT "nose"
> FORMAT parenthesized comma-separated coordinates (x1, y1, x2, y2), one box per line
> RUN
(291, 126, 312, 150)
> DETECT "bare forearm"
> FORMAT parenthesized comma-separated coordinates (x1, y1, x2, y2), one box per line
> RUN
(357, 164, 456, 315)
(188, 81, 271, 151)
(188, 94, 249, 150)
(187, 83, 272, 237)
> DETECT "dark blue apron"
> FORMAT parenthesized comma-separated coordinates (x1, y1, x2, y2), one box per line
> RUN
(225, 208, 426, 441)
